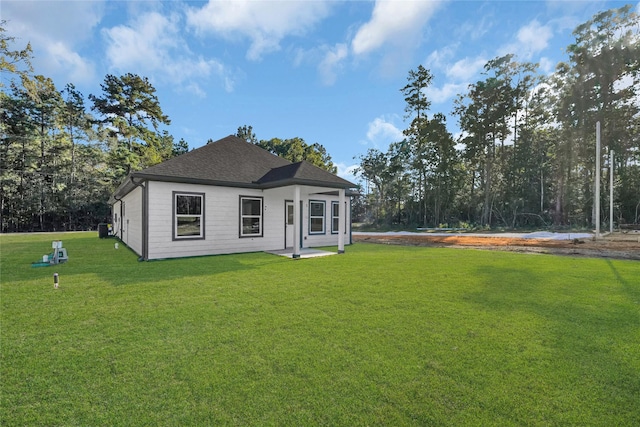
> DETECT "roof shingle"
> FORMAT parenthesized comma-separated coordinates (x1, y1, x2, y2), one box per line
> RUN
(134, 135, 291, 184)
(113, 135, 355, 199)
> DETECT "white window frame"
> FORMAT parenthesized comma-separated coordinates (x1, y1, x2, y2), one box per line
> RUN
(240, 196, 263, 238)
(309, 200, 326, 235)
(331, 201, 340, 234)
(173, 192, 205, 240)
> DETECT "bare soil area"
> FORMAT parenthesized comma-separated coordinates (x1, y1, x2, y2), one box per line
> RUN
(353, 232, 640, 260)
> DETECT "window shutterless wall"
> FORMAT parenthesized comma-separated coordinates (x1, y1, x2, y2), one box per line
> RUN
(239, 196, 263, 238)
(172, 191, 205, 241)
(309, 200, 326, 235)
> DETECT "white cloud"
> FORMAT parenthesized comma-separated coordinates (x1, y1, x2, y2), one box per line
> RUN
(45, 42, 96, 85)
(184, 83, 207, 99)
(336, 162, 359, 182)
(2, 0, 103, 84)
(425, 45, 458, 71)
(364, 116, 404, 148)
(351, 0, 442, 56)
(424, 49, 482, 107)
(425, 82, 468, 104)
(186, 0, 332, 61)
(292, 42, 350, 86)
(517, 20, 553, 53)
(455, 14, 493, 41)
(538, 57, 555, 74)
(446, 56, 486, 82)
(499, 20, 553, 60)
(2, 0, 103, 41)
(104, 12, 178, 71)
(318, 43, 348, 86)
(103, 11, 234, 94)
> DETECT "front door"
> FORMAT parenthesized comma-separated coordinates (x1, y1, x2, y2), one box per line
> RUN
(285, 201, 294, 249)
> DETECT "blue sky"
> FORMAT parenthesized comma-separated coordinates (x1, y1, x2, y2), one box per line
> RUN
(4, 0, 638, 182)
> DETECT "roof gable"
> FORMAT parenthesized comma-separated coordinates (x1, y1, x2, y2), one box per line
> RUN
(257, 161, 354, 188)
(134, 135, 291, 185)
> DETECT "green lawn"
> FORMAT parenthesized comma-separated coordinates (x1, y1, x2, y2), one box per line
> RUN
(1, 232, 639, 426)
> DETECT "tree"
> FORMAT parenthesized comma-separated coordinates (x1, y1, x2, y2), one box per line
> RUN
(89, 73, 171, 179)
(355, 148, 391, 223)
(0, 21, 35, 98)
(563, 4, 640, 226)
(236, 125, 257, 144)
(172, 138, 189, 157)
(1, 84, 38, 231)
(20, 75, 63, 231)
(400, 65, 434, 225)
(60, 84, 96, 228)
(1, 22, 37, 231)
(454, 55, 538, 226)
(401, 65, 433, 123)
(60, 84, 89, 184)
(256, 136, 337, 173)
(421, 114, 460, 226)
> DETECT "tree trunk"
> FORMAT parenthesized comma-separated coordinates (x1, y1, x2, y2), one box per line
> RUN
(481, 156, 492, 226)
(553, 169, 564, 226)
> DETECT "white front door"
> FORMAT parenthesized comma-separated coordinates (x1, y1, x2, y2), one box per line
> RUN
(285, 201, 294, 249)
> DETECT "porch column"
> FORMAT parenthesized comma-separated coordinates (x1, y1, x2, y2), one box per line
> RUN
(293, 185, 301, 258)
(338, 188, 345, 254)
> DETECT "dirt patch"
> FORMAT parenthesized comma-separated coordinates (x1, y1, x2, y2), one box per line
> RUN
(353, 232, 640, 260)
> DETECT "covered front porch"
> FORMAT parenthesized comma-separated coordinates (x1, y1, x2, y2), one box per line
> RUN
(284, 184, 347, 258)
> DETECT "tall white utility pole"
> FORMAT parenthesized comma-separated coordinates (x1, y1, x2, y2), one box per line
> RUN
(595, 121, 601, 239)
(610, 150, 614, 234)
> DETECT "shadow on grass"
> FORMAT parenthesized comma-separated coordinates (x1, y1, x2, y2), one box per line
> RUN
(465, 261, 640, 418)
(2, 232, 281, 287)
(605, 259, 628, 285)
(606, 259, 640, 305)
(462, 265, 545, 312)
(465, 261, 639, 336)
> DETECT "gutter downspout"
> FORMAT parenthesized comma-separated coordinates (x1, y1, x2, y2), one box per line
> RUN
(130, 176, 148, 261)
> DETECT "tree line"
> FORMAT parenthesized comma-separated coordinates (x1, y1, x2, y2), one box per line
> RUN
(2, 5, 638, 233)
(355, 5, 640, 229)
(0, 23, 336, 233)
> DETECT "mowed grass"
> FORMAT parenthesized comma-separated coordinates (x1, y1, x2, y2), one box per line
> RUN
(1, 232, 639, 426)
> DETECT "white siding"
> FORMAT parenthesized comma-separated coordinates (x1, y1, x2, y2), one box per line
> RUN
(120, 185, 143, 256)
(147, 182, 296, 259)
(116, 180, 352, 260)
(302, 192, 352, 248)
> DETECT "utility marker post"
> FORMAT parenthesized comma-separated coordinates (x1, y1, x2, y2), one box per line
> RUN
(595, 122, 601, 239)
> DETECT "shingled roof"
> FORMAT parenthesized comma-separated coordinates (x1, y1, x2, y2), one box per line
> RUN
(113, 135, 356, 199)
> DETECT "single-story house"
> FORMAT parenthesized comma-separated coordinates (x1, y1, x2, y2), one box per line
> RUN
(110, 135, 358, 260)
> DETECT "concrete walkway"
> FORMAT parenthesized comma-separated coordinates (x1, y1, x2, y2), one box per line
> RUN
(266, 248, 337, 259)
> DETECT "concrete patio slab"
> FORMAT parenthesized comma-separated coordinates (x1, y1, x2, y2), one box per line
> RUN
(266, 248, 337, 259)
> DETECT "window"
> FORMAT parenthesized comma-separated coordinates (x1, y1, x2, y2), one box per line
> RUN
(173, 192, 204, 240)
(309, 200, 325, 234)
(287, 203, 294, 225)
(331, 201, 340, 234)
(240, 196, 263, 237)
